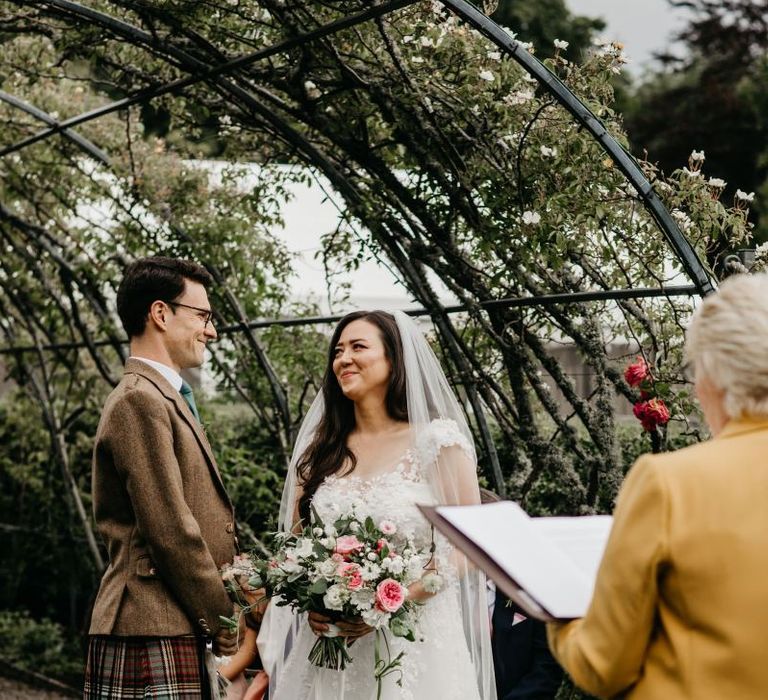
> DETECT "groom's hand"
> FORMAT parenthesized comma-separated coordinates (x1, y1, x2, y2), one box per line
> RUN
(213, 613, 246, 656)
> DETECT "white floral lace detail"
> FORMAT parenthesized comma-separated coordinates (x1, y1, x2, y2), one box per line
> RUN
(314, 449, 434, 549)
(414, 417, 473, 468)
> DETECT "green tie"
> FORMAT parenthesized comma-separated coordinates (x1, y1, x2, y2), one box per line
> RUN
(180, 380, 201, 423)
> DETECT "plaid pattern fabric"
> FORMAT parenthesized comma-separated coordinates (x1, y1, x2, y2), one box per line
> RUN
(84, 635, 210, 699)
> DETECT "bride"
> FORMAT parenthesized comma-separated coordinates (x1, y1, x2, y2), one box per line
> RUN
(258, 310, 496, 699)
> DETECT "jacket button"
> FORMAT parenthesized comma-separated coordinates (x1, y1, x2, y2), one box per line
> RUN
(226, 522, 234, 534)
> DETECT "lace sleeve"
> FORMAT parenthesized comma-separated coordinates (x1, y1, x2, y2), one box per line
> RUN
(416, 419, 479, 507)
(416, 418, 473, 465)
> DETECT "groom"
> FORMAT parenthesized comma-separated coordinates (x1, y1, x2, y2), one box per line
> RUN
(84, 257, 243, 698)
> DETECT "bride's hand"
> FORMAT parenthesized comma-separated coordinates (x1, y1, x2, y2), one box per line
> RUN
(308, 611, 373, 640)
(308, 611, 333, 636)
(407, 578, 436, 604)
(336, 616, 373, 640)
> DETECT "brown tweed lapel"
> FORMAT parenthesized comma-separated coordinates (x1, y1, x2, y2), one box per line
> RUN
(123, 358, 231, 508)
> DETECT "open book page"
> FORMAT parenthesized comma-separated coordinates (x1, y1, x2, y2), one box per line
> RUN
(430, 501, 613, 620)
(529, 515, 613, 583)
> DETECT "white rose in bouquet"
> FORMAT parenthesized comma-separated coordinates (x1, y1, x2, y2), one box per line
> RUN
(323, 583, 347, 611)
(295, 538, 315, 558)
(316, 558, 338, 579)
(361, 562, 382, 581)
(385, 555, 405, 576)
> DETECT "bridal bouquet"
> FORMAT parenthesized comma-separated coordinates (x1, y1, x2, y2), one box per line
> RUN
(221, 507, 441, 693)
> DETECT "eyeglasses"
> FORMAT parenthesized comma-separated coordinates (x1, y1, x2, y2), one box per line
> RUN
(166, 301, 215, 328)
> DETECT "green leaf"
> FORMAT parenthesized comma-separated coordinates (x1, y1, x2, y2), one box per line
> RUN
(310, 504, 325, 528)
(218, 615, 239, 631)
(309, 579, 328, 595)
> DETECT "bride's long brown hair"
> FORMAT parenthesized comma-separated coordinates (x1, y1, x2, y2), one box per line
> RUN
(297, 310, 409, 522)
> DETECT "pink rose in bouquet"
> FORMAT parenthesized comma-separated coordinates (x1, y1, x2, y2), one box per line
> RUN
(334, 535, 364, 557)
(375, 578, 406, 613)
(624, 357, 650, 387)
(338, 562, 364, 591)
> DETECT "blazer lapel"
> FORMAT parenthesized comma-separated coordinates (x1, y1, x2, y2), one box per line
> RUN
(123, 359, 232, 509)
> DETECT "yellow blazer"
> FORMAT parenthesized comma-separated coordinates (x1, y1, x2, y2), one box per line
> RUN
(548, 417, 768, 699)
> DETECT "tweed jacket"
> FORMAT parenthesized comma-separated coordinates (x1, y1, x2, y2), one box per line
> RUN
(548, 417, 768, 699)
(89, 358, 236, 638)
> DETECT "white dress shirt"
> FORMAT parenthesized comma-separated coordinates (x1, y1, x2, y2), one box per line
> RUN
(130, 356, 183, 392)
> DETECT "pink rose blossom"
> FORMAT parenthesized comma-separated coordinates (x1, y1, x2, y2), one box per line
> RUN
(624, 357, 650, 387)
(338, 562, 364, 590)
(331, 553, 344, 563)
(375, 578, 406, 613)
(334, 535, 364, 557)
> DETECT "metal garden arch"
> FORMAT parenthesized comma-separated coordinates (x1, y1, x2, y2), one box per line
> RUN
(0, 0, 718, 497)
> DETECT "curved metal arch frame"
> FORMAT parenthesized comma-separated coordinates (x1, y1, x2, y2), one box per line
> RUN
(0, 0, 714, 297)
(443, 0, 715, 297)
(0, 0, 415, 158)
(0, 89, 110, 166)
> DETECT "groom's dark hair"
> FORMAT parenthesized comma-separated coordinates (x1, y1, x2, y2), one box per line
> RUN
(117, 256, 213, 338)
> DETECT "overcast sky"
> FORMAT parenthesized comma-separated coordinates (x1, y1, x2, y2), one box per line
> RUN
(566, 0, 689, 75)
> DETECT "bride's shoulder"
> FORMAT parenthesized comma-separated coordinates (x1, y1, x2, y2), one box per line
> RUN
(415, 418, 473, 463)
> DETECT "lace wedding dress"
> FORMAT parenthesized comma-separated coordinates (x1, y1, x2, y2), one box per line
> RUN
(271, 419, 484, 700)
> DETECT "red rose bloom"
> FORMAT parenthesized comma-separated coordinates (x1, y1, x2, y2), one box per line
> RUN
(624, 357, 650, 388)
(633, 398, 671, 432)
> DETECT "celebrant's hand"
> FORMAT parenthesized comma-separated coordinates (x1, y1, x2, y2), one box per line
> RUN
(407, 580, 430, 604)
(308, 610, 333, 636)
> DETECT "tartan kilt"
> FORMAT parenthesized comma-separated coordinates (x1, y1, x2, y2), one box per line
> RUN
(84, 635, 210, 699)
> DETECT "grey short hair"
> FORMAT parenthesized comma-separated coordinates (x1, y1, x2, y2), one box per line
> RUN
(686, 272, 768, 419)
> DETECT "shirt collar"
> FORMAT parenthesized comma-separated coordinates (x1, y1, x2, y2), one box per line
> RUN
(129, 356, 183, 392)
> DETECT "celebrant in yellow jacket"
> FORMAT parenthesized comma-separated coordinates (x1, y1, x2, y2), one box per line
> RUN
(547, 272, 768, 700)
